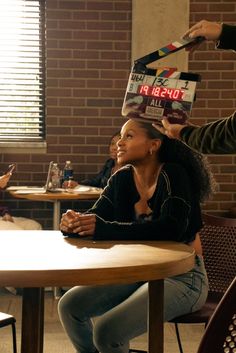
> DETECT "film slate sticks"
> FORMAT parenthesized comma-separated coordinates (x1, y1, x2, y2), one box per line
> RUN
(122, 37, 204, 124)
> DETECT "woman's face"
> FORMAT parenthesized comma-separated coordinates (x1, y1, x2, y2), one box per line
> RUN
(109, 135, 120, 160)
(117, 120, 156, 165)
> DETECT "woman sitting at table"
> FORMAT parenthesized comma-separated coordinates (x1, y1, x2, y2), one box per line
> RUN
(58, 118, 214, 353)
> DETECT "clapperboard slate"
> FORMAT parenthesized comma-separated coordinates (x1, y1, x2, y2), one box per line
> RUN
(122, 37, 204, 124)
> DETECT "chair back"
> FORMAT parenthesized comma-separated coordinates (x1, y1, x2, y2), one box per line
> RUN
(200, 213, 236, 294)
(197, 276, 236, 353)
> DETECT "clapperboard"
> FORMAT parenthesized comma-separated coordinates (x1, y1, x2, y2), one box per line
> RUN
(122, 37, 204, 124)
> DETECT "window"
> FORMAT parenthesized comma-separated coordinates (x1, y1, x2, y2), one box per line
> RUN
(0, 0, 45, 142)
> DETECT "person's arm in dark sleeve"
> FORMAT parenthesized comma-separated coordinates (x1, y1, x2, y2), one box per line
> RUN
(61, 172, 116, 237)
(180, 113, 236, 154)
(93, 164, 194, 242)
(94, 199, 190, 242)
(81, 168, 105, 187)
(86, 189, 115, 221)
(216, 24, 236, 51)
(81, 159, 113, 188)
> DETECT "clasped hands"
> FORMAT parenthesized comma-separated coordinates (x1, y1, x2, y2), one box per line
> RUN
(60, 209, 96, 237)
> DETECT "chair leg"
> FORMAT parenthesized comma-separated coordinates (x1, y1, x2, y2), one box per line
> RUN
(174, 323, 184, 353)
(11, 322, 17, 353)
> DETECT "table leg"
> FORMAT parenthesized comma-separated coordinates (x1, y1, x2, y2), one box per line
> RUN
(148, 279, 164, 353)
(21, 288, 44, 353)
(52, 200, 63, 298)
(53, 286, 62, 299)
(53, 200, 61, 230)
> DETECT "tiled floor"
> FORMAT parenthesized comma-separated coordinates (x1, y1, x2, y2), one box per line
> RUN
(0, 288, 204, 353)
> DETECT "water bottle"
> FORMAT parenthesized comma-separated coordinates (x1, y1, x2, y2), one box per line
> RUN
(63, 161, 73, 181)
(51, 163, 61, 189)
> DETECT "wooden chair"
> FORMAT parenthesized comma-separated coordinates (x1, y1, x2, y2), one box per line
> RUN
(169, 213, 236, 353)
(197, 276, 236, 353)
(0, 312, 17, 353)
(129, 213, 236, 353)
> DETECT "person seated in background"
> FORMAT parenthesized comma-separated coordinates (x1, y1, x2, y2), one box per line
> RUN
(63, 131, 121, 189)
(58, 118, 215, 353)
(0, 170, 42, 231)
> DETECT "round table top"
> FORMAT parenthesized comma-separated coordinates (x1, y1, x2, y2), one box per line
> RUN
(0, 231, 195, 287)
(8, 188, 101, 201)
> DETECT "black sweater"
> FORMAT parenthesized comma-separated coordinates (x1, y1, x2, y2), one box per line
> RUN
(64, 164, 202, 243)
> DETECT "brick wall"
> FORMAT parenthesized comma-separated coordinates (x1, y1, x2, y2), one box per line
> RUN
(1, 0, 235, 229)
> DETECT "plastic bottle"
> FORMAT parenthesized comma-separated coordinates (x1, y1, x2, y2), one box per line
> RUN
(51, 163, 61, 189)
(63, 161, 73, 181)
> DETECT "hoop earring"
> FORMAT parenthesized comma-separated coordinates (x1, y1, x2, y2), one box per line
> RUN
(149, 149, 153, 155)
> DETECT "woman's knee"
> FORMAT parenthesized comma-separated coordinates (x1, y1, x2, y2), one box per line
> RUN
(58, 287, 83, 320)
(94, 318, 125, 352)
(58, 292, 71, 321)
(58, 286, 98, 322)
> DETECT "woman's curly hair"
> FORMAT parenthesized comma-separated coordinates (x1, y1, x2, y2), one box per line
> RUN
(137, 121, 216, 203)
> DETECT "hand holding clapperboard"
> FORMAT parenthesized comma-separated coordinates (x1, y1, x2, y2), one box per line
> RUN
(122, 36, 204, 124)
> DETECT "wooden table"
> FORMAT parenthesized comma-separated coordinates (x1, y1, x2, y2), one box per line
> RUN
(0, 231, 195, 353)
(8, 188, 102, 299)
(8, 189, 101, 230)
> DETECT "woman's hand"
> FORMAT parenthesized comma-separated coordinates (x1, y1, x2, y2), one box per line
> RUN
(153, 118, 187, 139)
(60, 209, 96, 237)
(183, 20, 222, 41)
(70, 213, 96, 236)
(62, 180, 78, 189)
(60, 209, 79, 233)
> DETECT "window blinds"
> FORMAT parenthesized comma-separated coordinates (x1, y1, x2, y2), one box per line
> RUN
(0, 0, 45, 141)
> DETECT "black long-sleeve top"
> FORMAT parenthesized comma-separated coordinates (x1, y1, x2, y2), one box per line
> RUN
(64, 163, 202, 243)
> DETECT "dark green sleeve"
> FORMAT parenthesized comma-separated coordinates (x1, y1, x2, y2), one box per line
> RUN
(217, 24, 236, 51)
(182, 24, 236, 154)
(181, 113, 236, 154)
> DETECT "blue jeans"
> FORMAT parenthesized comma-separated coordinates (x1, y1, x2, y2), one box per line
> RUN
(58, 255, 208, 353)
